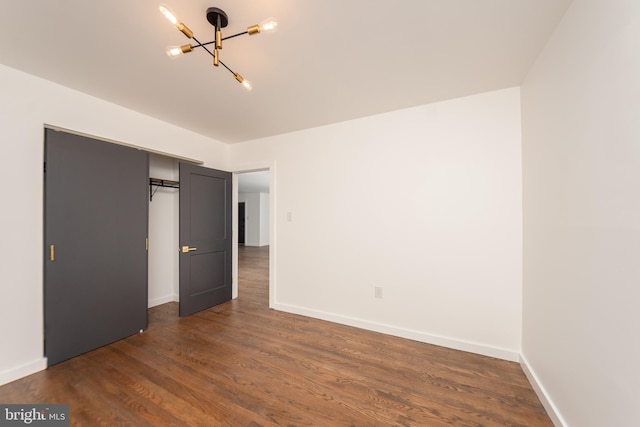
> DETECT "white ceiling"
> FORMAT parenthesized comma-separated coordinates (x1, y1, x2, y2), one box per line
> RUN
(0, 0, 572, 144)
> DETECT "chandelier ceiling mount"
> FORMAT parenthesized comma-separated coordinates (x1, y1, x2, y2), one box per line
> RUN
(206, 8, 228, 28)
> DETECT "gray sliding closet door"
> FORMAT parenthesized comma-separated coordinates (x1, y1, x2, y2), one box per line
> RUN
(44, 129, 148, 366)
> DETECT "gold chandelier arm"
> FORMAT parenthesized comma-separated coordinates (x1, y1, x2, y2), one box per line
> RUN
(178, 23, 193, 39)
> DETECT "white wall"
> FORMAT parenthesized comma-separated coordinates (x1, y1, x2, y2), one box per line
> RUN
(239, 192, 270, 247)
(521, 0, 640, 426)
(0, 64, 229, 386)
(230, 87, 523, 360)
(148, 154, 180, 307)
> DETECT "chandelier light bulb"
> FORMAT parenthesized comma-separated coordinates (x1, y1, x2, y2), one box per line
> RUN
(259, 17, 278, 33)
(159, 5, 178, 26)
(248, 17, 278, 36)
(159, 4, 193, 38)
(166, 46, 182, 58)
(234, 73, 253, 91)
(241, 79, 253, 91)
(166, 44, 193, 58)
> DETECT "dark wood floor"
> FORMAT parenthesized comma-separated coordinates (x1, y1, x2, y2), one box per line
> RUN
(0, 246, 552, 426)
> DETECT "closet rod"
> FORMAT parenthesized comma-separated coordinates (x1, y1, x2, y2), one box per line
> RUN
(149, 178, 179, 201)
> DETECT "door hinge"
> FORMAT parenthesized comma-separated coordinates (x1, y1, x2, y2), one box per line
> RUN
(145, 238, 149, 251)
(49, 244, 55, 261)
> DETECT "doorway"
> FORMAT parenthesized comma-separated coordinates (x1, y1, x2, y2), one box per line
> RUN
(148, 155, 232, 315)
(235, 170, 272, 306)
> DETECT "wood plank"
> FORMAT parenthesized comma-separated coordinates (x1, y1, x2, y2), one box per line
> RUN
(0, 246, 552, 426)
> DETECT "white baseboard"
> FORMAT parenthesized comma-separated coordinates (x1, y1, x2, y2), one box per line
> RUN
(273, 302, 520, 362)
(0, 358, 47, 387)
(148, 294, 178, 308)
(520, 354, 567, 427)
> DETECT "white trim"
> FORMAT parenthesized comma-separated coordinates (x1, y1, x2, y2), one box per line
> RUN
(268, 165, 276, 309)
(273, 302, 520, 362)
(45, 124, 203, 164)
(0, 358, 47, 387)
(148, 295, 176, 308)
(520, 353, 568, 427)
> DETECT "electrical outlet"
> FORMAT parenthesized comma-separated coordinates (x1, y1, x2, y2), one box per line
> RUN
(374, 286, 383, 299)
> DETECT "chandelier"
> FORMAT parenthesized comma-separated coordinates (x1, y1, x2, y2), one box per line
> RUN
(159, 5, 278, 91)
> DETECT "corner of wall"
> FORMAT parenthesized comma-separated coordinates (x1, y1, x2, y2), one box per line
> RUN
(519, 353, 567, 427)
(0, 358, 47, 387)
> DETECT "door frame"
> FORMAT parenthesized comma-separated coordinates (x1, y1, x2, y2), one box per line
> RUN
(232, 163, 275, 307)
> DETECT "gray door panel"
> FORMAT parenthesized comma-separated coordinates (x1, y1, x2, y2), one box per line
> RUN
(179, 163, 232, 316)
(44, 129, 148, 366)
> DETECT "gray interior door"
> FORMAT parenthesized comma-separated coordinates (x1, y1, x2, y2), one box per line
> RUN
(44, 129, 148, 366)
(179, 163, 232, 316)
